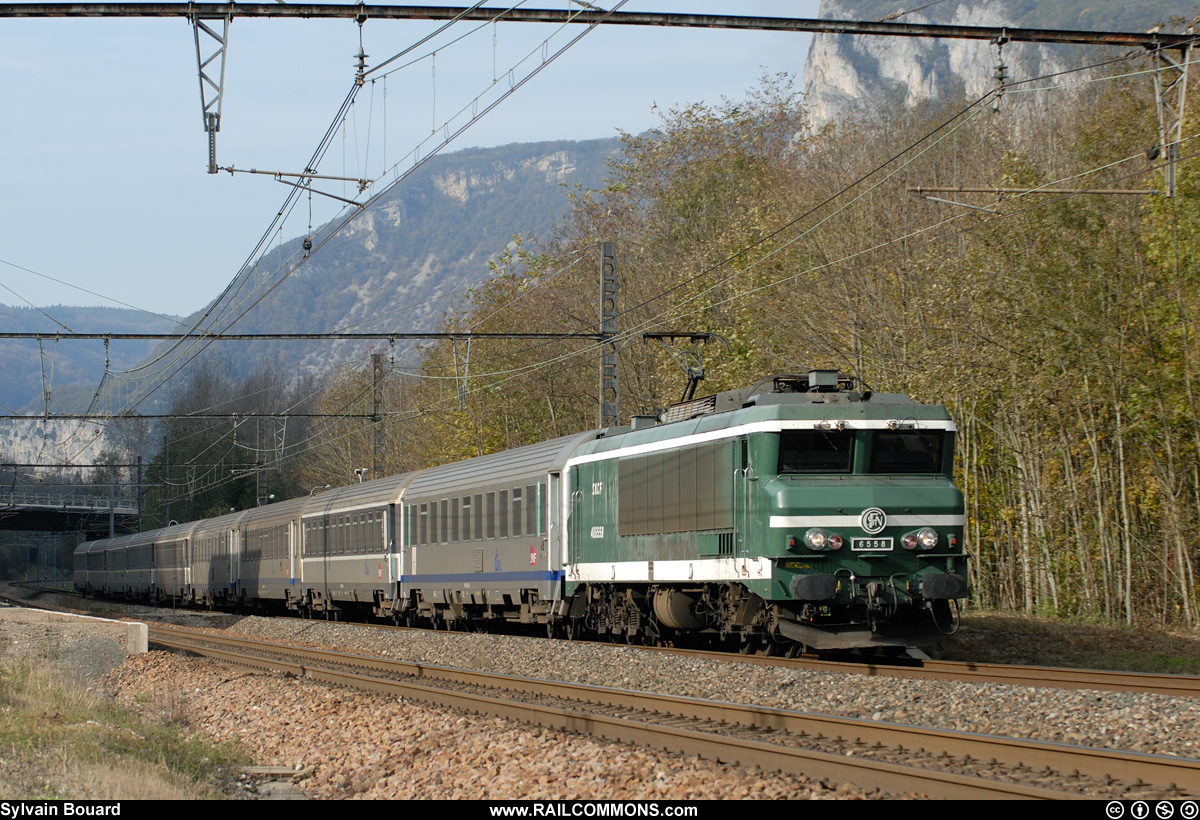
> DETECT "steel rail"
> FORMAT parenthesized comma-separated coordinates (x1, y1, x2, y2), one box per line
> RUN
(639, 644, 1200, 698)
(0, 5, 1191, 50)
(148, 625, 1200, 799)
(921, 659, 1200, 697)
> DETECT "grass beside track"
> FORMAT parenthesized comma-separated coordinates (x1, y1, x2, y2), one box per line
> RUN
(0, 658, 251, 799)
(928, 611, 1200, 675)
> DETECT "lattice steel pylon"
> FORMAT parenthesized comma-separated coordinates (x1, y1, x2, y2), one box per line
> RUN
(599, 242, 619, 428)
(372, 352, 386, 477)
(193, 12, 231, 174)
(1151, 35, 1192, 198)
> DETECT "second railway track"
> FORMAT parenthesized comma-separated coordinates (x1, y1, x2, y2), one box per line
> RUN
(643, 644, 1200, 699)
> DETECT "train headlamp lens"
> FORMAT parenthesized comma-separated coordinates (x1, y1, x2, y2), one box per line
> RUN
(917, 528, 939, 549)
(902, 533, 918, 550)
(826, 534, 844, 550)
(804, 529, 827, 550)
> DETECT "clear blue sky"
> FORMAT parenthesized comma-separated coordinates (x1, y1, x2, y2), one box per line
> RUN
(0, 1, 821, 317)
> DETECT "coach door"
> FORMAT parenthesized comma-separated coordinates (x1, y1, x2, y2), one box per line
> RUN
(387, 504, 400, 591)
(183, 538, 192, 593)
(229, 528, 241, 599)
(288, 521, 298, 588)
(545, 473, 563, 598)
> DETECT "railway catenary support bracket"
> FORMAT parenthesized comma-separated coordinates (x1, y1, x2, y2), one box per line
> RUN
(913, 34, 1194, 204)
(1151, 35, 1192, 198)
(192, 11, 231, 174)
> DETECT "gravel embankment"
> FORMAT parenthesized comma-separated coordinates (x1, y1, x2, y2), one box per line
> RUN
(95, 613, 1200, 800)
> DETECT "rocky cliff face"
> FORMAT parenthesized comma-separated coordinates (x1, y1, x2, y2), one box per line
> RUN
(802, 0, 1193, 128)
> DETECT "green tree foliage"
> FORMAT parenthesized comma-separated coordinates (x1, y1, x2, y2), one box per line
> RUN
(304, 65, 1200, 628)
(135, 355, 318, 525)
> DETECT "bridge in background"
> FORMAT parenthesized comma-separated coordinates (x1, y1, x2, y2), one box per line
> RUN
(0, 492, 139, 537)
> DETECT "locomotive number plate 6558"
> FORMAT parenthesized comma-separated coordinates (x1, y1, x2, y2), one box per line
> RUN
(852, 537, 893, 551)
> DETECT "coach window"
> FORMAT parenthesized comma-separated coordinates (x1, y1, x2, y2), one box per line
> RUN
(539, 482, 547, 536)
(474, 494, 484, 540)
(450, 498, 460, 542)
(511, 487, 522, 537)
(525, 484, 537, 536)
(461, 496, 472, 541)
(486, 492, 496, 539)
(498, 490, 509, 538)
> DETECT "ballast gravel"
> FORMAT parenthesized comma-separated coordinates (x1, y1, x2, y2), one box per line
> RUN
(98, 613, 1200, 800)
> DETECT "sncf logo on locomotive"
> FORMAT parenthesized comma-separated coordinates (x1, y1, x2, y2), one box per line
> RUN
(860, 507, 887, 534)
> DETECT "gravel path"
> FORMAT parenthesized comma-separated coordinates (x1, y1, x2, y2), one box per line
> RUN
(95, 613, 1200, 800)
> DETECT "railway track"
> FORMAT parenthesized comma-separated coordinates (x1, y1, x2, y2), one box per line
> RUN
(7, 583, 1200, 699)
(643, 645, 1200, 698)
(149, 623, 1200, 801)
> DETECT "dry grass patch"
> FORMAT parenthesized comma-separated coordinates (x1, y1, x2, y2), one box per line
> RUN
(0, 657, 250, 799)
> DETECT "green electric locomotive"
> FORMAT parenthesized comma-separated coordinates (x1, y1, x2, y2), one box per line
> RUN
(562, 371, 967, 654)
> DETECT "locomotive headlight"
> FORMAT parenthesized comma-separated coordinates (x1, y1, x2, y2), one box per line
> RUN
(804, 530, 844, 551)
(902, 533, 919, 550)
(917, 528, 939, 550)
